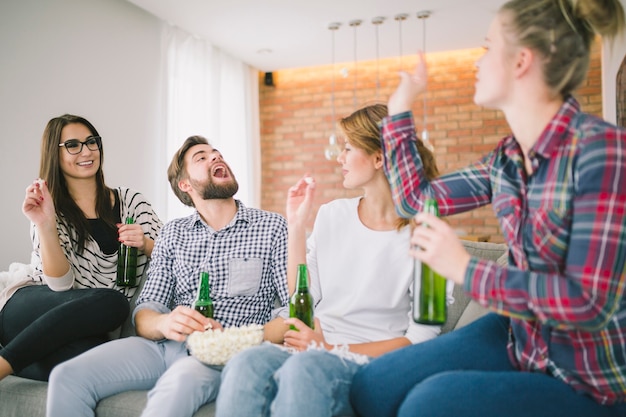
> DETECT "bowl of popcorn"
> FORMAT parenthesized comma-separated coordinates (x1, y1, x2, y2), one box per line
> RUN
(187, 324, 264, 366)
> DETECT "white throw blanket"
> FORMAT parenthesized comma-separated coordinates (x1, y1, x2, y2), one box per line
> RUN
(0, 262, 34, 293)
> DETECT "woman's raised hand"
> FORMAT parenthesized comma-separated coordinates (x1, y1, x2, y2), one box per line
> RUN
(286, 175, 316, 226)
(22, 179, 56, 230)
(388, 50, 429, 116)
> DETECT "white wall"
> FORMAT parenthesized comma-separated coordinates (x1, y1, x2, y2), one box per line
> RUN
(602, 1, 626, 124)
(0, 0, 166, 270)
(0, 0, 624, 271)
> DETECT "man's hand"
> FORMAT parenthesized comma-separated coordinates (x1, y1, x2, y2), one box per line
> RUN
(156, 306, 222, 342)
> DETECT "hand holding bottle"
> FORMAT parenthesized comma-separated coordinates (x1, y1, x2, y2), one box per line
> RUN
(156, 306, 223, 342)
(410, 212, 471, 286)
(117, 220, 146, 251)
(388, 50, 428, 116)
(284, 318, 327, 351)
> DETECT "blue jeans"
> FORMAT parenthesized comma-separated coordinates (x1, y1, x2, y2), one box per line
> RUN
(216, 343, 362, 417)
(350, 313, 626, 417)
(46, 336, 222, 417)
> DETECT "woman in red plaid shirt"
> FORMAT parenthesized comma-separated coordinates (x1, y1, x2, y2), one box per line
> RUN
(350, 1, 626, 417)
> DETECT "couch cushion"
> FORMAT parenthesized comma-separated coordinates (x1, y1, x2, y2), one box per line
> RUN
(461, 240, 508, 263)
(0, 376, 47, 416)
(0, 375, 216, 417)
(441, 284, 470, 333)
(96, 391, 216, 417)
(440, 240, 507, 332)
(455, 300, 490, 330)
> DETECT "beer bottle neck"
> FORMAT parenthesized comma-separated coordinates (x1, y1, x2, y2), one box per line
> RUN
(197, 273, 211, 301)
(296, 264, 309, 291)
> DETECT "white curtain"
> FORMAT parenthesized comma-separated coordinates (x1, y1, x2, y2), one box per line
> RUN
(161, 24, 261, 221)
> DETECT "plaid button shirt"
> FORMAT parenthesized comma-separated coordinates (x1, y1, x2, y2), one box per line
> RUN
(135, 201, 289, 328)
(381, 96, 626, 405)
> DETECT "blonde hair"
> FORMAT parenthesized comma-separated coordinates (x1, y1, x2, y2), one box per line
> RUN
(339, 103, 440, 229)
(500, 0, 625, 98)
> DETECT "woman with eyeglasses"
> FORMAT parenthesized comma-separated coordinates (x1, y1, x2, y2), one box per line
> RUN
(0, 114, 162, 382)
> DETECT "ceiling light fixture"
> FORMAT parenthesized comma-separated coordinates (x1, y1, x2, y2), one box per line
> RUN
(417, 10, 434, 152)
(372, 16, 385, 101)
(324, 22, 342, 161)
(395, 13, 409, 70)
(349, 19, 362, 110)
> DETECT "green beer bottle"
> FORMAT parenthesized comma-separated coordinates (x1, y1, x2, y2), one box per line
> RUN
(413, 198, 447, 325)
(116, 217, 138, 287)
(289, 264, 314, 331)
(193, 271, 214, 319)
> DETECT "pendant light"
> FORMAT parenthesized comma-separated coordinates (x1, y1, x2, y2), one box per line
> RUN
(395, 13, 409, 70)
(372, 16, 385, 101)
(324, 22, 342, 161)
(349, 19, 362, 110)
(418, 11, 434, 152)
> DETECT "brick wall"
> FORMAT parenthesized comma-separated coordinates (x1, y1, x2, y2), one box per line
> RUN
(259, 41, 602, 243)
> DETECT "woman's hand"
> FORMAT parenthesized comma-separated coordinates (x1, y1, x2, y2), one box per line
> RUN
(410, 212, 471, 286)
(118, 222, 147, 251)
(22, 179, 56, 230)
(285, 175, 316, 227)
(283, 318, 328, 351)
(388, 50, 428, 116)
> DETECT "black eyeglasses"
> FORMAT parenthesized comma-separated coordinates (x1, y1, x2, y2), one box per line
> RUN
(58, 136, 102, 155)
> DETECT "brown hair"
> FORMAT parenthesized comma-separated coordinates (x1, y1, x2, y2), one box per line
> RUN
(338, 103, 440, 229)
(167, 135, 210, 207)
(500, 0, 625, 98)
(39, 114, 114, 252)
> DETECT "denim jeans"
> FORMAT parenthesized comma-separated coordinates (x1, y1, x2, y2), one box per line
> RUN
(46, 337, 222, 417)
(350, 313, 626, 417)
(216, 343, 362, 417)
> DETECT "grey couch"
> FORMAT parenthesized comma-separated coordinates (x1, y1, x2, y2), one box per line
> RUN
(0, 240, 507, 417)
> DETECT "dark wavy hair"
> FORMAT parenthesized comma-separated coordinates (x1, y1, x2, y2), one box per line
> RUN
(39, 114, 114, 252)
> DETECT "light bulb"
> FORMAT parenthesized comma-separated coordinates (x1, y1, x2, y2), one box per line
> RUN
(324, 134, 341, 161)
(421, 129, 434, 152)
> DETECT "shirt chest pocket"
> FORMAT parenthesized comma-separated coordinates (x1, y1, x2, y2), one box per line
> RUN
(530, 207, 572, 265)
(228, 257, 264, 297)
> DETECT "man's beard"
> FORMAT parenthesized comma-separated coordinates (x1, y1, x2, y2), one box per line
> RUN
(190, 175, 239, 200)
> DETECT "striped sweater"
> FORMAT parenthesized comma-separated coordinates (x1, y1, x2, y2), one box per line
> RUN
(0, 187, 162, 310)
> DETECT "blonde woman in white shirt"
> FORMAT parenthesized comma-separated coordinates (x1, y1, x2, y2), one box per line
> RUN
(216, 103, 441, 417)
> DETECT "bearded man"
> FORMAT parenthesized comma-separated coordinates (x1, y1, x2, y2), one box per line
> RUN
(46, 136, 290, 417)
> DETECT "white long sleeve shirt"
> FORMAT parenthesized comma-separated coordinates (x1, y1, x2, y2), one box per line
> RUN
(306, 197, 441, 346)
